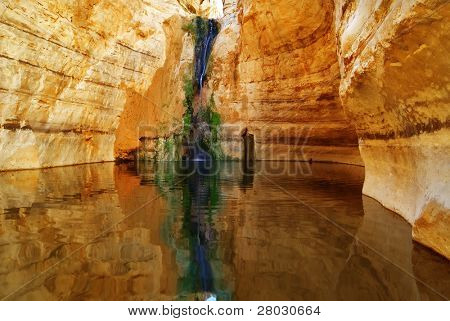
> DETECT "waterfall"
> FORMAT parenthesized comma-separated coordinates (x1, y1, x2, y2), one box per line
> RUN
(184, 17, 220, 162)
(194, 18, 219, 95)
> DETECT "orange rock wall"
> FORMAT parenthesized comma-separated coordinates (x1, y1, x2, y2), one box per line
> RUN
(335, 0, 450, 258)
(0, 0, 193, 169)
(211, 0, 362, 164)
(0, 0, 448, 258)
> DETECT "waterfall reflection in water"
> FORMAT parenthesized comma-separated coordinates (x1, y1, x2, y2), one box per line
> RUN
(0, 161, 448, 300)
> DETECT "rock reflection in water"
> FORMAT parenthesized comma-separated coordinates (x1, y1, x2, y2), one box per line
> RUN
(0, 163, 178, 300)
(0, 162, 448, 300)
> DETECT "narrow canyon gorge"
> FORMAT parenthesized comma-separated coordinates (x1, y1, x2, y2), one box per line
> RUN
(0, 0, 449, 299)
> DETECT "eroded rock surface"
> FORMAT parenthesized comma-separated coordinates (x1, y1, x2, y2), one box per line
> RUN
(177, 0, 224, 18)
(335, 0, 450, 258)
(211, 0, 361, 164)
(0, 0, 448, 258)
(0, 0, 194, 169)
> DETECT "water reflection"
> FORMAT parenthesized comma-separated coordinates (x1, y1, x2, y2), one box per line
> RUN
(0, 162, 448, 300)
(150, 162, 230, 300)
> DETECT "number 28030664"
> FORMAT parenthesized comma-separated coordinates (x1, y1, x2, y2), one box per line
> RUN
(257, 305, 321, 316)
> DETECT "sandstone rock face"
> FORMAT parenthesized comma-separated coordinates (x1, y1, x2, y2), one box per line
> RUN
(0, 0, 193, 169)
(0, 0, 448, 259)
(0, 0, 362, 166)
(177, 0, 224, 18)
(335, 0, 450, 258)
(211, 0, 362, 164)
(113, 15, 193, 160)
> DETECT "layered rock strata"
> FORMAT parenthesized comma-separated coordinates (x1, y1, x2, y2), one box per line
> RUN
(0, 0, 448, 259)
(211, 0, 362, 164)
(0, 0, 194, 169)
(335, 0, 450, 258)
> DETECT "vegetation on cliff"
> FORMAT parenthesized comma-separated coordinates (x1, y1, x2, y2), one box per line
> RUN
(181, 16, 224, 160)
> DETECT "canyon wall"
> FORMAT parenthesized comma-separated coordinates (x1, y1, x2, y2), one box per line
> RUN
(0, 0, 448, 258)
(211, 0, 449, 257)
(114, 15, 193, 160)
(0, 0, 362, 167)
(335, 0, 450, 258)
(0, 0, 196, 169)
(211, 0, 362, 164)
(177, 0, 224, 18)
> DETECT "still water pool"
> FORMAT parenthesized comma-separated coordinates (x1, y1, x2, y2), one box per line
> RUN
(0, 161, 448, 300)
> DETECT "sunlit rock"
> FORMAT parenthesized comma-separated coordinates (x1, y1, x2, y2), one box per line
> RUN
(0, 0, 448, 259)
(210, 0, 362, 164)
(335, 0, 450, 258)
